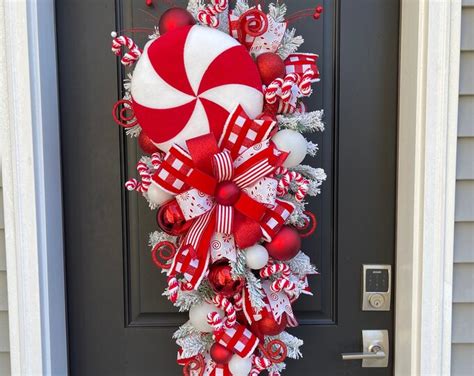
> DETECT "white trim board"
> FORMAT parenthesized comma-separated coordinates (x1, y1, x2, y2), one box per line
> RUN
(1, 0, 67, 375)
(395, 0, 461, 375)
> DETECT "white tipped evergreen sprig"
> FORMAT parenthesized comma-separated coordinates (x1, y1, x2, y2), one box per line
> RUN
(268, 2, 287, 22)
(277, 28, 304, 60)
(277, 110, 325, 133)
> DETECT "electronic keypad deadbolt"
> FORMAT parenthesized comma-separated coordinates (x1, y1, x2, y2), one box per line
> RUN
(361, 264, 391, 311)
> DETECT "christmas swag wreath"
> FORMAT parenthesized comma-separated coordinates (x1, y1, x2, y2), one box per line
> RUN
(111, 1, 326, 375)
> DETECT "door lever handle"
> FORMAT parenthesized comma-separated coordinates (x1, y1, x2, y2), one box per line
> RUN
(342, 344, 387, 361)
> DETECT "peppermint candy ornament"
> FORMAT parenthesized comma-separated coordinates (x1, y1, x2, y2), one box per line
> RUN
(131, 25, 264, 152)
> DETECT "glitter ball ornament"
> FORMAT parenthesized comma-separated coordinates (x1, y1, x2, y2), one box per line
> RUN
(156, 199, 192, 235)
(210, 343, 233, 365)
(208, 262, 245, 297)
(256, 52, 286, 85)
(264, 226, 301, 261)
(138, 131, 160, 154)
(158, 7, 196, 34)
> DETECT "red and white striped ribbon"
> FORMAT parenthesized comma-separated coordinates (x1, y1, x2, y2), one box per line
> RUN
(111, 34, 142, 66)
(212, 150, 234, 182)
(197, 0, 228, 28)
(216, 204, 234, 234)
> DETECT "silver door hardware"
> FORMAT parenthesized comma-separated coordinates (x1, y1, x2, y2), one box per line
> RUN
(362, 264, 391, 311)
(341, 330, 389, 368)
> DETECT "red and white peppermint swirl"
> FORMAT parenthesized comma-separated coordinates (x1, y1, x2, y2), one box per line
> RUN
(197, 0, 228, 28)
(211, 295, 236, 329)
(111, 34, 142, 66)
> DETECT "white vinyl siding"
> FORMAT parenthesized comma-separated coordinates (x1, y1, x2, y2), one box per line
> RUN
(452, 3, 474, 375)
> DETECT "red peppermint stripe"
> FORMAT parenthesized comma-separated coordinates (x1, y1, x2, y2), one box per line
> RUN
(169, 247, 210, 290)
(216, 204, 234, 234)
(212, 151, 234, 181)
(182, 208, 215, 253)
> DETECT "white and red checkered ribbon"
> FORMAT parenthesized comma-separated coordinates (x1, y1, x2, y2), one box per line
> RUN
(214, 323, 260, 358)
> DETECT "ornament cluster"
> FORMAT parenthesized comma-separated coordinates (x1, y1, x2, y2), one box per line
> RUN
(110, 1, 326, 375)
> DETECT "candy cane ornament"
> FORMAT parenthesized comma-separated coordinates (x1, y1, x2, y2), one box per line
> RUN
(167, 276, 179, 303)
(125, 160, 152, 193)
(197, 0, 228, 28)
(274, 167, 310, 202)
(280, 73, 299, 103)
(208, 295, 237, 330)
(111, 32, 142, 66)
(250, 356, 272, 375)
(298, 69, 315, 96)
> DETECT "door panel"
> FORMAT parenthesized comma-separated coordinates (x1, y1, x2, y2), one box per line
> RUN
(57, 0, 398, 374)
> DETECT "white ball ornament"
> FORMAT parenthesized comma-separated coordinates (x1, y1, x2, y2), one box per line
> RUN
(245, 244, 269, 270)
(228, 354, 252, 376)
(271, 129, 308, 168)
(189, 303, 224, 333)
(146, 182, 173, 206)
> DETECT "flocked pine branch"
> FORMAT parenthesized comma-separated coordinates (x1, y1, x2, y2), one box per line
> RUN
(233, 0, 250, 17)
(285, 251, 317, 277)
(176, 331, 213, 358)
(306, 141, 319, 157)
(231, 250, 247, 278)
(268, 331, 304, 359)
(173, 321, 200, 339)
(149, 231, 178, 248)
(291, 165, 327, 196)
(277, 110, 325, 133)
(268, 1, 287, 22)
(165, 280, 215, 311)
(245, 270, 266, 313)
(187, 0, 205, 19)
(277, 28, 304, 59)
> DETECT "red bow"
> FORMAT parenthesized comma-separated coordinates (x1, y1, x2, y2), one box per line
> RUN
(153, 106, 295, 290)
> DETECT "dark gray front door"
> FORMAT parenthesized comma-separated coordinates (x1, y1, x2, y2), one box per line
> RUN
(57, 0, 399, 374)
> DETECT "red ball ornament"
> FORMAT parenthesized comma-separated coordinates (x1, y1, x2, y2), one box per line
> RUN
(264, 226, 301, 261)
(214, 181, 240, 206)
(256, 310, 287, 336)
(208, 262, 245, 297)
(156, 199, 192, 236)
(138, 131, 159, 154)
(256, 52, 286, 86)
(159, 7, 196, 34)
(210, 343, 233, 365)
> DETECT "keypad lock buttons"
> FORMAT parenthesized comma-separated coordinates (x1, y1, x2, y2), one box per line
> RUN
(362, 265, 391, 311)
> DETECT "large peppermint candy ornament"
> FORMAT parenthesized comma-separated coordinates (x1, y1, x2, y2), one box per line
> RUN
(131, 25, 264, 152)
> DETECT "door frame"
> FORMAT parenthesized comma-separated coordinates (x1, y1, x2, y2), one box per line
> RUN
(0, 0, 461, 375)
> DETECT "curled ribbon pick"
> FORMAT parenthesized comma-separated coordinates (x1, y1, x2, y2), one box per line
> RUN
(258, 339, 288, 364)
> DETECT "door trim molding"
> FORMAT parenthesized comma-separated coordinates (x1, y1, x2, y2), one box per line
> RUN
(395, 0, 461, 375)
(1, 1, 68, 375)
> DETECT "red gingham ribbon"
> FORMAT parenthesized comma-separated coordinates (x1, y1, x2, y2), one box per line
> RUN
(214, 323, 259, 358)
